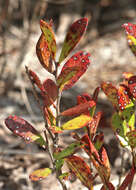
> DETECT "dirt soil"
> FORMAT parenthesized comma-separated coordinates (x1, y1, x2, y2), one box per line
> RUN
(0, 0, 136, 189)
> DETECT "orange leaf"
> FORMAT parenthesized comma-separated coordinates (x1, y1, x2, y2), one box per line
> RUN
(40, 20, 56, 60)
(36, 34, 52, 73)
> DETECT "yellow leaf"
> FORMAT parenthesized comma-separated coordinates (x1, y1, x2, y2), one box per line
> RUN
(61, 114, 92, 130)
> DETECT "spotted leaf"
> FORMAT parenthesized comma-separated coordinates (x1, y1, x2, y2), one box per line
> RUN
(89, 112, 102, 138)
(65, 155, 93, 189)
(128, 75, 136, 99)
(40, 20, 56, 60)
(53, 142, 81, 160)
(101, 82, 119, 109)
(42, 79, 58, 106)
(60, 100, 96, 116)
(5, 116, 45, 146)
(122, 23, 136, 56)
(119, 167, 135, 190)
(59, 18, 88, 65)
(61, 114, 92, 130)
(122, 23, 136, 37)
(29, 168, 52, 181)
(117, 84, 132, 111)
(57, 51, 90, 92)
(36, 34, 52, 72)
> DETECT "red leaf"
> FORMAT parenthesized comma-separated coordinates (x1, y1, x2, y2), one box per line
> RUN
(29, 69, 43, 91)
(5, 116, 44, 144)
(61, 100, 96, 116)
(89, 112, 102, 137)
(122, 23, 136, 56)
(119, 167, 135, 190)
(92, 87, 101, 102)
(117, 84, 132, 111)
(57, 51, 90, 92)
(100, 147, 111, 178)
(42, 79, 58, 106)
(101, 82, 119, 109)
(128, 75, 136, 99)
(77, 93, 92, 104)
(59, 18, 88, 64)
(36, 34, 52, 73)
(81, 135, 111, 182)
(122, 23, 136, 38)
(65, 155, 93, 189)
(81, 135, 101, 164)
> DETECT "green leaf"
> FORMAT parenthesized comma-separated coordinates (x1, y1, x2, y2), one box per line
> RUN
(59, 18, 88, 65)
(127, 130, 136, 148)
(5, 115, 46, 146)
(55, 159, 64, 171)
(61, 114, 92, 130)
(59, 172, 69, 180)
(121, 103, 135, 130)
(40, 20, 56, 60)
(29, 168, 52, 181)
(53, 142, 81, 160)
(57, 51, 90, 92)
(65, 155, 93, 189)
(49, 125, 63, 134)
(112, 112, 129, 147)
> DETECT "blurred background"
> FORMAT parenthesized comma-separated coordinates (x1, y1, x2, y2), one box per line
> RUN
(0, 0, 136, 189)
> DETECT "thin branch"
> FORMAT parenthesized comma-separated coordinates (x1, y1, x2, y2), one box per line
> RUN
(25, 66, 55, 141)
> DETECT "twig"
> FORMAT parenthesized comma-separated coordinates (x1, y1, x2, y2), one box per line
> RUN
(117, 149, 125, 187)
(25, 66, 55, 141)
(42, 0, 75, 5)
(21, 82, 36, 121)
